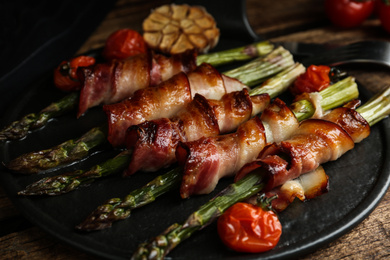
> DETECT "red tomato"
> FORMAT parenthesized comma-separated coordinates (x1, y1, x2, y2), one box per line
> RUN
(377, 0, 390, 33)
(325, 0, 375, 28)
(102, 29, 148, 60)
(217, 202, 282, 253)
(53, 56, 96, 92)
(291, 65, 331, 95)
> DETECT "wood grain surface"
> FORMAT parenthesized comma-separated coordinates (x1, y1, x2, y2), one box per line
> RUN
(1, 0, 390, 259)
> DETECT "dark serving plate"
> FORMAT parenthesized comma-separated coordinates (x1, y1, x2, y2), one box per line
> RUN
(1, 2, 390, 259)
(1, 47, 389, 260)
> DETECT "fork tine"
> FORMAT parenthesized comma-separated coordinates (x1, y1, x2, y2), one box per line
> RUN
(301, 41, 390, 68)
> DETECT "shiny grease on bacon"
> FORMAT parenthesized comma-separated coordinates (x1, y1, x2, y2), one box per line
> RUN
(103, 63, 249, 147)
(176, 98, 297, 198)
(235, 104, 370, 191)
(78, 51, 197, 117)
(176, 76, 358, 198)
(119, 63, 304, 176)
(124, 89, 270, 175)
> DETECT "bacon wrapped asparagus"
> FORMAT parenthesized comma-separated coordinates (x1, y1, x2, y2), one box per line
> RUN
(132, 86, 390, 260)
(259, 166, 329, 212)
(105, 46, 293, 148)
(177, 76, 358, 198)
(0, 41, 274, 142)
(8, 46, 293, 174)
(77, 51, 197, 117)
(17, 63, 299, 194)
(123, 63, 304, 176)
(74, 76, 358, 231)
(103, 62, 247, 148)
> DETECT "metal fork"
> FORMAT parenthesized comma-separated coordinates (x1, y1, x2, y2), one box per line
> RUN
(300, 40, 390, 68)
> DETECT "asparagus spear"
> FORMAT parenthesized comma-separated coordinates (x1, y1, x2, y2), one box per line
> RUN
(196, 40, 274, 67)
(18, 150, 132, 196)
(8, 47, 294, 174)
(0, 41, 274, 142)
(224, 46, 294, 87)
(7, 126, 107, 174)
(18, 63, 304, 196)
(75, 76, 358, 231)
(0, 92, 79, 141)
(75, 167, 182, 231)
(132, 85, 390, 260)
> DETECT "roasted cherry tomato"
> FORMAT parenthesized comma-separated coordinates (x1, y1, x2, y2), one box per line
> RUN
(217, 202, 282, 253)
(377, 0, 390, 33)
(291, 65, 331, 95)
(325, 0, 375, 28)
(102, 29, 148, 60)
(53, 55, 96, 92)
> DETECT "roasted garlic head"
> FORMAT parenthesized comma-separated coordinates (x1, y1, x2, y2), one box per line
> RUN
(143, 4, 220, 54)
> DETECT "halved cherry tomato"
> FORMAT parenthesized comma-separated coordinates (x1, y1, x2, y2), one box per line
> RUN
(102, 29, 148, 61)
(377, 0, 390, 33)
(325, 0, 375, 28)
(217, 202, 282, 253)
(290, 65, 331, 95)
(53, 55, 96, 92)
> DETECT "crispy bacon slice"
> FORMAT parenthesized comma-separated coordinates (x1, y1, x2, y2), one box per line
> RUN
(176, 98, 299, 198)
(235, 106, 370, 191)
(77, 51, 197, 117)
(262, 166, 329, 212)
(123, 89, 270, 176)
(104, 63, 248, 147)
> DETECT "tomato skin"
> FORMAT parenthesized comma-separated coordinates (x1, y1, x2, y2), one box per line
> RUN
(377, 1, 390, 33)
(53, 56, 96, 92)
(217, 202, 282, 253)
(325, 0, 375, 28)
(291, 65, 331, 95)
(102, 29, 148, 61)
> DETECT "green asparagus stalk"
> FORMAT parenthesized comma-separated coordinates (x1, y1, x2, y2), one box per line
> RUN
(224, 46, 294, 87)
(17, 64, 304, 195)
(17, 150, 132, 196)
(0, 42, 274, 142)
(0, 92, 79, 141)
(196, 41, 274, 67)
(132, 85, 390, 260)
(132, 172, 265, 260)
(356, 86, 390, 126)
(6, 126, 107, 174)
(8, 48, 294, 174)
(76, 167, 182, 231)
(75, 76, 358, 231)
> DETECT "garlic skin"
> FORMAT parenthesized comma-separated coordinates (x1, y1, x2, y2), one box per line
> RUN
(143, 4, 220, 54)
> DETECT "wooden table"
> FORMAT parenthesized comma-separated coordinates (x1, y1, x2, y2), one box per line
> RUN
(1, 0, 390, 259)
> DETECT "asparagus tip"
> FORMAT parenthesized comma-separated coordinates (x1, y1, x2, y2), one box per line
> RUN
(17, 174, 82, 196)
(75, 199, 131, 231)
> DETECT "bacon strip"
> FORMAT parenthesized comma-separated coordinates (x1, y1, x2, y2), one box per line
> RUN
(124, 89, 270, 176)
(235, 106, 370, 191)
(262, 166, 329, 212)
(176, 98, 299, 198)
(104, 63, 248, 147)
(77, 51, 197, 117)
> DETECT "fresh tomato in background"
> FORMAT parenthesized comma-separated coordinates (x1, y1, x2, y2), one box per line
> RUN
(325, 0, 375, 28)
(377, 0, 390, 33)
(102, 29, 148, 61)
